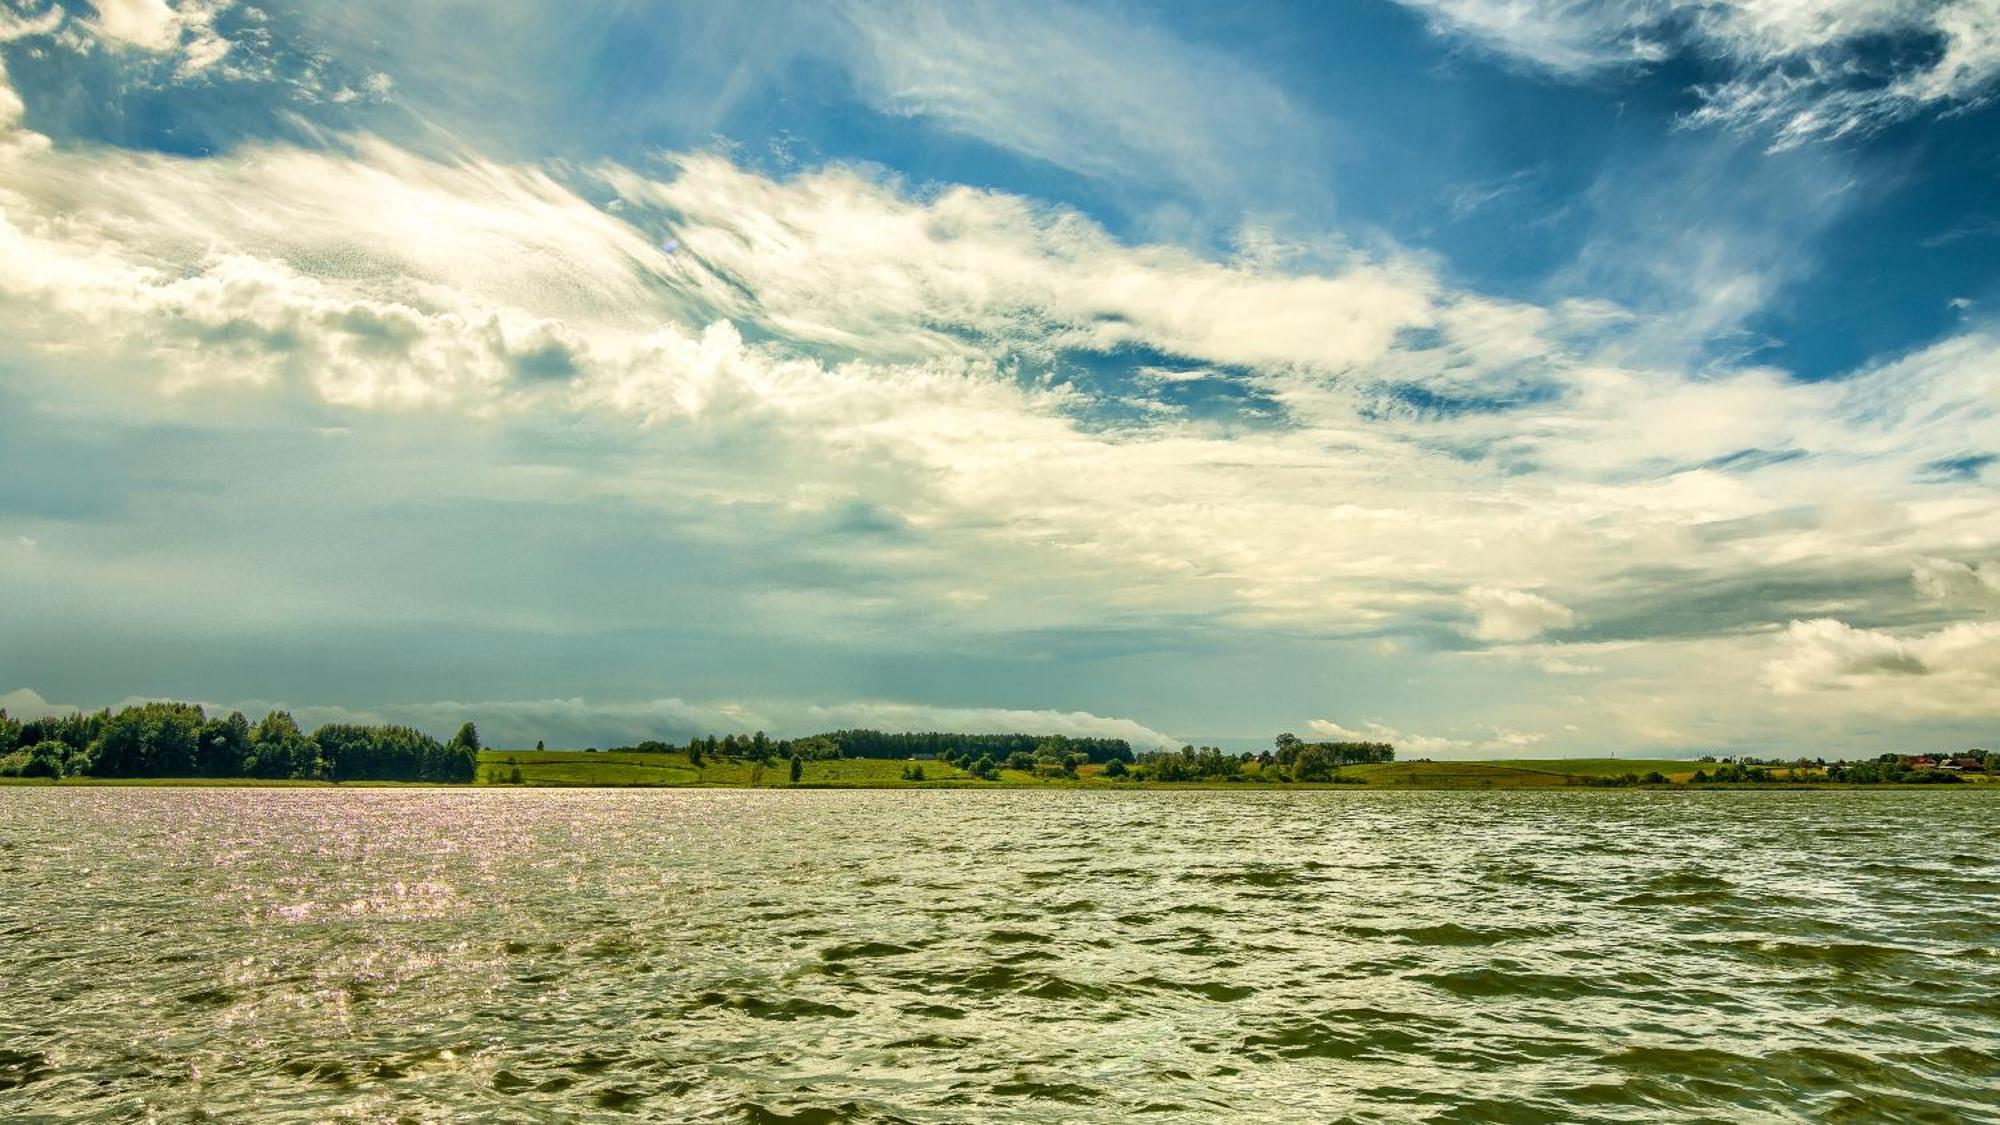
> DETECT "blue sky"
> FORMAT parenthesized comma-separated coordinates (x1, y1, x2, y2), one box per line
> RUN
(2, 0, 1999, 756)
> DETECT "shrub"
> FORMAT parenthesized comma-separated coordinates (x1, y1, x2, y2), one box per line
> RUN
(23, 741, 69, 778)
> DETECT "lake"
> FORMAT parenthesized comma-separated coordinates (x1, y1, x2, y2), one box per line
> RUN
(1, 788, 1995, 1121)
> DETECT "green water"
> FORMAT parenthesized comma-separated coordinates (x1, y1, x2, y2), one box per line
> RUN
(1, 788, 1995, 1121)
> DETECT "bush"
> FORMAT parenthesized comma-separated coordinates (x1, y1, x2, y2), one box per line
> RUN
(22, 741, 68, 778)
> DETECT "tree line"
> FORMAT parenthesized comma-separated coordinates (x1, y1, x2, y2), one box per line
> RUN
(920, 735, 1399, 783)
(1125, 735, 1396, 783)
(0, 702, 479, 783)
(606, 729, 1137, 766)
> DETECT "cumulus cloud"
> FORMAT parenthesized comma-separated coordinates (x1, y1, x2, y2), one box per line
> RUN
(5, 49, 2000, 758)
(1912, 556, 2000, 601)
(0, 686, 74, 720)
(86, 0, 232, 75)
(1398, 0, 2000, 145)
(1464, 586, 1577, 642)
(3, 122, 1999, 654)
(1759, 616, 2000, 724)
(1307, 717, 1544, 759)
(1763, 618, 1929, 693)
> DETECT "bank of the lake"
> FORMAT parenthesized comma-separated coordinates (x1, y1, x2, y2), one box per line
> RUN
(3, 749, 1994, 790)
(460, 749, 1994, 790)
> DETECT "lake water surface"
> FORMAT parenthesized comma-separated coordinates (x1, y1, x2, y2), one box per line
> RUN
(1, 788, 1995, 1122)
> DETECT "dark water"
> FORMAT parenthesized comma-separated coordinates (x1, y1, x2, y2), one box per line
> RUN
(1, 789, 1996, 1122)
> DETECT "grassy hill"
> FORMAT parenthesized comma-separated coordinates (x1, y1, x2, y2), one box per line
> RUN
(477, 750, 970, 787)
(1482, 758, 1722, 783)
(1342, 761, 1578, 787)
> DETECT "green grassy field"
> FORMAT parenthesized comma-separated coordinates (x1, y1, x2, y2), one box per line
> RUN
(476, 750, 972, 787)
(1483, 758, 1729, 783)
(1343, 761, 1578, 787)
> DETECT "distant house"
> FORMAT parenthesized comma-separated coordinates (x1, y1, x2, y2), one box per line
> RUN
(1909, 755, 1938, 768)
(1947, 757, 1984, 772)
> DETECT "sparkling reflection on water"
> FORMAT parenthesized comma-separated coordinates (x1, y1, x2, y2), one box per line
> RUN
(1, 788, 1996, 1122)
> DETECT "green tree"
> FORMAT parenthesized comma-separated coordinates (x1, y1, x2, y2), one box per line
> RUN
(197, 711, 251, 776)
(790, 755, 805, 783)
(1291, 744, 1338, 783)
(249, 710, 315, 779)
(89, 702, 204, 777)
(22, 740, 68, 778)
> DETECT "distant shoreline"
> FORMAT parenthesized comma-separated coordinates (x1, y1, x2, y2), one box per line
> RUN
(6, 769, 1991, 792)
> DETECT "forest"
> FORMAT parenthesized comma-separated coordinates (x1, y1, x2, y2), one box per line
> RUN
(609, 729, 1137, 766)
(0, 704, 1402, 786)
(0, 702, 480, 783)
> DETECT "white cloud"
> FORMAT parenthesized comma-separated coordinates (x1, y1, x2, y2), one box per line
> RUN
(1398, 0, 2000, 144)
(1763, 617, 2000, 714)
(0, 6, 63, 43)
(1912, 556, 2000, 601)
(86, 0, 232, 75)
(1763, 617, 1928, 692)
(5, 92, 2000, 757)
(833, 0, 1317, 209)
(1307, 717, 1544, 759)
(3, 129, 1996, 653)
(599, 154, 1436, 372)
(1464, 586, 1577, 641)
(0, 686, 74, 720)
(89, 0, 180, 51)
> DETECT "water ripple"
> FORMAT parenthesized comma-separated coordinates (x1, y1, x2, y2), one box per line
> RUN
(0, 787, 1995, 1121)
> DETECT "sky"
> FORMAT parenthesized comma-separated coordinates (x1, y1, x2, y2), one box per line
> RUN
(2, 0, 1999, 757)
